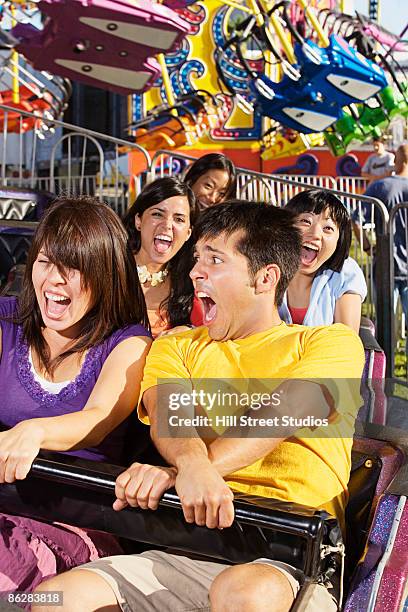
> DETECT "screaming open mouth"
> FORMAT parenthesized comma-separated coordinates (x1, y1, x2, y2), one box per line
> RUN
(301, 245, 318, 266)
(44, 292, 71, 318)
(197, 291, 217, 324)
(154, 234, 173, 254)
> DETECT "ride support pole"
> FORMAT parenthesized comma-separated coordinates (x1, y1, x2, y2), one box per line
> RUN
(375, 232, 393, 379)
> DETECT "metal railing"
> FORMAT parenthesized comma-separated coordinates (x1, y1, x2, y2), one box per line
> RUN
(0, 103, 151, 216)
(0, 123, 372, 218)
(235, 169, 337, 202)
(149, 149, 369, 203)
(4, 174, 97, 195)
(150, 150, 197, 182)
(335, 177, 370, 205)
(150, 150, 339, 201)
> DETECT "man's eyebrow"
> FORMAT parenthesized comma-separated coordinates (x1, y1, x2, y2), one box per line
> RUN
(194, 244, 227, 256)
(205, 245, 227, 255)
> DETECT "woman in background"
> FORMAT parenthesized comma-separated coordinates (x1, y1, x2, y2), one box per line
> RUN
(124, 176, 201, 336)
(281, 189, 367, 333)
(184, 153, 237, 209)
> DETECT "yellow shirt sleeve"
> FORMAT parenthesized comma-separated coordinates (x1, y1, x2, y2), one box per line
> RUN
(288, 323, 365, 420)
(293, 323, 365, 378)
(137, 334, 191, 423)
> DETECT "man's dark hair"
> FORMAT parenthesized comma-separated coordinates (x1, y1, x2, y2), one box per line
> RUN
(285, 189, 351, 273)
(192, 201, 302, 305)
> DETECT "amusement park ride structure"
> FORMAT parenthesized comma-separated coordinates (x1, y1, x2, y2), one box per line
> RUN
(0, 0, 405, 175)
(127, 0, 407, 173)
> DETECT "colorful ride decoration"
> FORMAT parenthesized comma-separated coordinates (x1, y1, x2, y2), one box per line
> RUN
(211, 0, 387, 134)
(260, 127, 324, 161)
(252, 34, 387, 133)
(274, 153, 320, 175)
(0, 85, 58, 132)
(316, 7, 408, 156)
(130, 0, 405, 171)
(3, 0, 406, 173)
(325, 83, 408, 156)
(129, 90, 229, 151)
(11, 0, 191, 95)
(131, 0, 266, 153)
(0, 1, 72, 135)
(318, 8, 408, 54)
(335, 153, 362, 177)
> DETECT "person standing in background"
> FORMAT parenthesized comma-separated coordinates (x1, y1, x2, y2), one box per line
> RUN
(361, 136, 395, 181)
(354, 144, 408, 317)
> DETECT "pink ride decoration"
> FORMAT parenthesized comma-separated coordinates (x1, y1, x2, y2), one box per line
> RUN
(12, 0, 191, 94)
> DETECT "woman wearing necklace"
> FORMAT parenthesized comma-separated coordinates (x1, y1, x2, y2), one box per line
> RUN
(124, 177, 200, 337)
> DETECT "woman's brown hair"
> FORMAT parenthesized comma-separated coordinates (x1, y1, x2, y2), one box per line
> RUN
(124, 177, 199, 327)
(18, 196, 149, 375)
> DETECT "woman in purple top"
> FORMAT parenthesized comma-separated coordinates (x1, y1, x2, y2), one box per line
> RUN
(0, 197, 151, 599)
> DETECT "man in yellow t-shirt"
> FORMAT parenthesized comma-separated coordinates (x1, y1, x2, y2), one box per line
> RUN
(137, 322, 363, 524)
(38, 202, 365, 612)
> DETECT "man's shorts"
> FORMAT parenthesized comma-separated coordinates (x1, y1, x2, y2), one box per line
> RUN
(73, 549, 338, 612)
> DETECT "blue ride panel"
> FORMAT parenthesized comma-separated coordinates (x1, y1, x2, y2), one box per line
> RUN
(295, 35, 387, 107)
(252, 74, 343, 133)
(252, 34, 387, 134)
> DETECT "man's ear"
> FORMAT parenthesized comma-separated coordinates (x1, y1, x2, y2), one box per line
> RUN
(254, 264, 281, 295)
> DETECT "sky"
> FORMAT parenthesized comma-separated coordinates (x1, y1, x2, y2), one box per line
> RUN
(351, 0, 408, 38)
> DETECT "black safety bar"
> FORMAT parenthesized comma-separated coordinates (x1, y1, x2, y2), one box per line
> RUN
(0, 452, 340, 580)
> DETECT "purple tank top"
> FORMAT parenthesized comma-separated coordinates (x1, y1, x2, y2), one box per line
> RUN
(0, 297, 150, 463)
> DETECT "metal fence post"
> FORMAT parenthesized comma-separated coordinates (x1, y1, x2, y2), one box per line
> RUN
(375, 232, 393, 377)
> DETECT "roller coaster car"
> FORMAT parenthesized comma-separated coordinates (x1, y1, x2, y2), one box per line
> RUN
(0, 187, 54, 284)
(130, 91, 225, 151)
(133, 115, 198, 150)
(0, 329, 406, 609)
(0, 86, 54, 133)
(293, 35, 387, 107)
(131, 95, 220, 151)
(253, 79, 343, 134)
(12, 0, 190, 95)
(261, 128, 324, 161)
(261, 129, 311, 161)
(324, 84, 408, 156)
(0, 429, 404, 608)
(252, 33, 387, 134)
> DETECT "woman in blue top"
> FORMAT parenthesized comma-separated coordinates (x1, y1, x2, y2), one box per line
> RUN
(280, 189, 367, 332)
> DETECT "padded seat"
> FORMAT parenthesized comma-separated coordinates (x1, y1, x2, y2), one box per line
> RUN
(346, 437, 404, 573)
(0, 188, 54, 281)
(358, 326, 387, 425)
